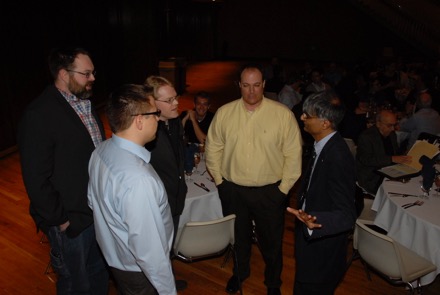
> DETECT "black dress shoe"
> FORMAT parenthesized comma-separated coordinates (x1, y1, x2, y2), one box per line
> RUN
(267, 287, 281, 295)
(225, 276, 241, 294)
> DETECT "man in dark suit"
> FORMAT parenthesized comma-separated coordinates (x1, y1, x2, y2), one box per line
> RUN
(356, 109, 411, 195)
(18, 47, 108, 294)
(144, 75, 188, 291)
(287, 90, 357, 295)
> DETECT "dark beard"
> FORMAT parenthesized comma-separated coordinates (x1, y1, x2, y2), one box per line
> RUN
(68, 78, 93, 99)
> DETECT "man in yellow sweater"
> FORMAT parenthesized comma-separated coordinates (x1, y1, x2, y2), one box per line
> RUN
(206, 64, 302, 295)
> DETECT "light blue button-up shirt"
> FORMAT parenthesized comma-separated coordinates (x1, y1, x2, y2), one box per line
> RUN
(88, 134, 176, 295)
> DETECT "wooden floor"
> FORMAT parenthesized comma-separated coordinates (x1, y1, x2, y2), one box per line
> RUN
(1, 60, 439, 294)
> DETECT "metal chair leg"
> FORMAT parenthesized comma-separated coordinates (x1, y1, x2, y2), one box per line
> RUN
(44, 260, 53, 275)
(221, 245, 233, 268)
(232, 246, 243, 295)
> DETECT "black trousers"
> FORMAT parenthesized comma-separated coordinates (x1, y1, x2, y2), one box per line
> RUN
(110, 267, 158, 295)
(218, 179, 286, 288)
(293, 280, 339, 295)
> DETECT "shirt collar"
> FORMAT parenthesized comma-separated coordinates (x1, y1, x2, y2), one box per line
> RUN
(57, 88, 82, 102)
(314, 131, 336, 156)
(240, 97, 265, 112)
(112, 134, 151, 164)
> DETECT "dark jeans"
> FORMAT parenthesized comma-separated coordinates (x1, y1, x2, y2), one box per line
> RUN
(47, 224, 109, 295)
(218, 179, 286, 288)
(110, 267, 158, 295)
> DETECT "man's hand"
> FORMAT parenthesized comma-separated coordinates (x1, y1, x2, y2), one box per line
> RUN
(59, 220, 70, 232)
(287, 207, 322, 230)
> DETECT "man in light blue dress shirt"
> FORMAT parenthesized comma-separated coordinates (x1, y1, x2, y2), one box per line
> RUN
(88, 84, 176, 295)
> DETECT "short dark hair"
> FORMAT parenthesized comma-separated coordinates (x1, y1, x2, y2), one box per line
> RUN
(302, 90, 346, 130)
(106, 84, 154, 133)
(238, 63, 264, 81)
(48, 47, 90, 80)
(194, 91, 211, 104)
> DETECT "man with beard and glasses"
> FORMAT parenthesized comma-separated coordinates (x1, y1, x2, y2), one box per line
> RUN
(18, 47, 109, 294)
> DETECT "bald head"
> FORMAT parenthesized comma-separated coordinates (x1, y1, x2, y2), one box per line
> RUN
(376, 110, 397, 137)
(417, 92, 432, 109)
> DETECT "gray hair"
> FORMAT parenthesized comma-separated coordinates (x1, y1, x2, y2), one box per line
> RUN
(302, 90, 345, 130)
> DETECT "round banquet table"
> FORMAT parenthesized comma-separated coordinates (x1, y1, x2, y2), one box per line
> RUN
(372, 175, 440, 286)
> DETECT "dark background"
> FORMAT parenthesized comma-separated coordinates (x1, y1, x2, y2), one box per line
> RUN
(0, 0, 433, 154)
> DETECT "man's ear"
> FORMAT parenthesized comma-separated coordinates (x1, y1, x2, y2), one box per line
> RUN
(322, 119, 331, 130)
(134, 115, 143, 130)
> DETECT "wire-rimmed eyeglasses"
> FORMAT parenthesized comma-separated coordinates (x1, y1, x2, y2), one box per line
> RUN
(156, 96, 180, 104)
(301, 111, 319, 120)
(131, 110, 162, 118)
(67, 70, 96, 79)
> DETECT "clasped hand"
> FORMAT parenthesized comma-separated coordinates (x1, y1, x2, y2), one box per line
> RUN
(286, 207, 322, 230)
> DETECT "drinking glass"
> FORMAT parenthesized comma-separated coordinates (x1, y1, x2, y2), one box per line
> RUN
(198, 143, 205, 160)
(185, 170, 193, 182)
(194, 152, 201, 174)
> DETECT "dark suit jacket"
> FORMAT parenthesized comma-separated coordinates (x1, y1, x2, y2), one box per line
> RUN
(356, 125, 398, 195)
(145, 118, 187, 217)
(18, 85, 105, 237)
(295, 132, 357, 284)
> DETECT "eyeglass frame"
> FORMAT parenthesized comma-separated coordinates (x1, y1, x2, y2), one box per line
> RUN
(67, 69, 96, 79)
(131, 110, 162, 117)
(302, 111, 320, 120)
(155, 95, 180, 104)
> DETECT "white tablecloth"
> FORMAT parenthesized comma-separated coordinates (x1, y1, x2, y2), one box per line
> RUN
(372, 176, 440, 285)
(178, 160, 223, 228)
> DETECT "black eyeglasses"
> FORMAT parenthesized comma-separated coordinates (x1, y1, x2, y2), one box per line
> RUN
(131, 110, 161, 117)
(156, 96, 180, 104)
(67, 70, 96, 79)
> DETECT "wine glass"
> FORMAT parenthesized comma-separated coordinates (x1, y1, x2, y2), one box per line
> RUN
(198, 143, 205, 160)
(194, 152, 201, 174)
(185, 169, 193, 182)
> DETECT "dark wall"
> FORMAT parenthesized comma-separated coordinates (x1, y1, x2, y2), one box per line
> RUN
(217, 0, 420, 62)
(1, 1, 162, 153)
(0, 0, 425, 154)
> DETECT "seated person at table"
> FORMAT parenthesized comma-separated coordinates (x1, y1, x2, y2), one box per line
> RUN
(278, 72, 303, 110)
(356, 110, 412, 195)
(399, 92, 440, 151)
(180, 91, 214, 171)
(181, 91, 214, 145)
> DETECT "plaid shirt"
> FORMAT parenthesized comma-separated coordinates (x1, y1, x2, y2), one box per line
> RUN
(58, 89, 103, 147)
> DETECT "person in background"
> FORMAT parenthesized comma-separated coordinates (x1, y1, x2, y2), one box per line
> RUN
(287, 90, 357, 295)
(305, 68, 331, 96)
(180, 91, 214, 171)
(206, 64, 302, 295)
(399, 92, 440, 150)
(88, 84, 176, 295)
(181, 91, 214, 145)
(18, 47, 108, 294)
(356, 109, 412, 195)
(144, 75, 188, 291)
(278, 72, 304, 110)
